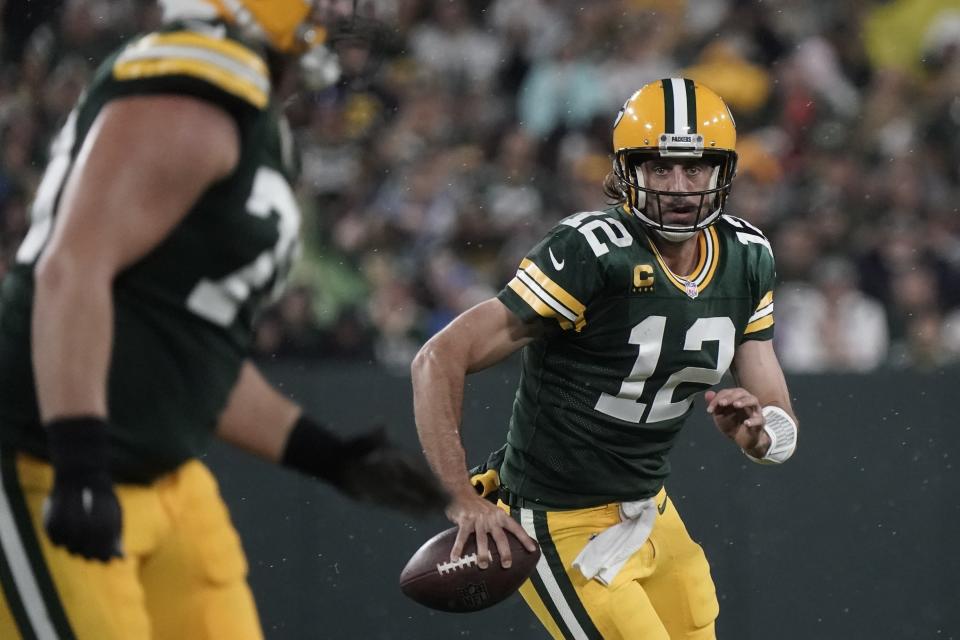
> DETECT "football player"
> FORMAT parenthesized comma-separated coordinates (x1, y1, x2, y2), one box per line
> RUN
(413, 78, 798, 639)
(0, 1, 445, 638)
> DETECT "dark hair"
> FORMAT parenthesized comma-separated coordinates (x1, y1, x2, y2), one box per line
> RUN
(602, 171, 625, 205)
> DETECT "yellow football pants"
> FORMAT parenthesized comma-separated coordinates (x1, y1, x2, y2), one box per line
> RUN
(0, 451, 261, 640)
(505, 488, 719, 639)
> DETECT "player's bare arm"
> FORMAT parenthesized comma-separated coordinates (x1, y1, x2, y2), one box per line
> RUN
(216, 361, 302, 461)
(218, 360, 447, 515)
(30, 95, 240, 559)
(707, 339, 797, 460)
(33, 95, 240, 421)
(411, 298, 539, 568)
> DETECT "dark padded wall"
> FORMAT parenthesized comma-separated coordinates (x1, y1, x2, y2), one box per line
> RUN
(205, 362, 959, 639)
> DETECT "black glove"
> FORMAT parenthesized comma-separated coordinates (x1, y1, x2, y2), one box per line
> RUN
(336, 428, 450, 514)
(281, 416, 448, 516)
(43, 417, 123, 561)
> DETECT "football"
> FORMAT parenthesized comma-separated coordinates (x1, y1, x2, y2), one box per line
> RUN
(399, 526, 541, 612)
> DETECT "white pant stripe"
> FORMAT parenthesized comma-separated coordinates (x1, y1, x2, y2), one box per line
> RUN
(520, 508, 589, 640)
(0, 446, 60, 640)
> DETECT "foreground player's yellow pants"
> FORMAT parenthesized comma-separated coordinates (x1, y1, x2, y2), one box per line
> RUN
(0, 451, 261, 640)
(505, 488, 718, 639)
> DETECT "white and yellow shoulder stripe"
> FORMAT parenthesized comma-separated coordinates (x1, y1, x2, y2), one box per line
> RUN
(113, 30, 270, 108)
(507, 259, 586, 331)
(745, 290, 774, 334)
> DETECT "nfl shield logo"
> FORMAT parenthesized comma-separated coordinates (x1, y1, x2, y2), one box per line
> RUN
(684, 280, 699, 299)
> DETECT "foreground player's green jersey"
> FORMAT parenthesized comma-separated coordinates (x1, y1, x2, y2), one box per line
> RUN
(496, 207, 775, 509)
(0, 23, 300, 482)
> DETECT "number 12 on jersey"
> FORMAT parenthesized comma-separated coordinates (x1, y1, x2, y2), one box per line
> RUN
(595, 316, 735, 423)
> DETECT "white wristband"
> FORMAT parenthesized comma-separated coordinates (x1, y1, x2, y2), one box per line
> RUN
(743, 406, 797, 465)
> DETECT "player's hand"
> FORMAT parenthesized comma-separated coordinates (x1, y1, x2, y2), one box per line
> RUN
(42, 417, 123, 562)
(337, 428, 449, 517)
(446, 493, 536, 570)
(705, 388, 770, 458)
(44, 470, 123, 561)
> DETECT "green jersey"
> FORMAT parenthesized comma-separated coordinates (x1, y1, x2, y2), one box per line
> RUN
(496, 207, 776, 509)
(0, 23, 300, 482)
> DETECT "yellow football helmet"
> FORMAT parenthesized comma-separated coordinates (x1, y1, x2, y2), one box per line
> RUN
(612, 78, 738, 242)
(160, 0, 328, 54)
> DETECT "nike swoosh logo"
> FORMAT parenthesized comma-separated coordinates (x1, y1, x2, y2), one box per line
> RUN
(548, 247, 565, 270)
(657, 499, 667, 515)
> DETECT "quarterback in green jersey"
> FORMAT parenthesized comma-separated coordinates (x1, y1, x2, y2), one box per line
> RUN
(413, 78, 798, 639)
(0, 2, 443, 639)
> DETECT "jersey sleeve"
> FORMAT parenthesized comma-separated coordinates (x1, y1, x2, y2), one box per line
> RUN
(741, 228, 776, 342)
(98, 27, 270, 123)
(496, 220, 604, 333)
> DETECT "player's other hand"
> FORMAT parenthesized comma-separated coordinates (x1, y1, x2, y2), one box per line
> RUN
(337, 428, 449, 517)
(44, 471, 123, 561)
(446, 493, 536, 570)
(705, 388, 770, 457)
(42, 417, 123, 562)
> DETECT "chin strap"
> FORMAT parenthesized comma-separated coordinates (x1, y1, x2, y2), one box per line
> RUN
(634, 204, 722, 243)
(652, 227, 698, 243)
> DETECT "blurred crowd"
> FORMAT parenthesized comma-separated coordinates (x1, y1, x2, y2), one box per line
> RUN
(1, 0, 960, 373)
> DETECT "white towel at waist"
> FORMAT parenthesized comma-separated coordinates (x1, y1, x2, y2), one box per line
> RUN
(571, 497, 657, 586)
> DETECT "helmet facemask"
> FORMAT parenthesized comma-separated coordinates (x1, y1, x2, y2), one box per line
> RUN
(614, 145, 737, 242)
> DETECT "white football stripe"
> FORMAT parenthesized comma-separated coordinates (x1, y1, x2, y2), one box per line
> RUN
(749, 303, 774, 323)
(670, 78, 688, 134)
(516, 270, 578, 323)
(520, 509, 589, 640)
(0, 446, 60, 640)
(117, 44, 269, 92)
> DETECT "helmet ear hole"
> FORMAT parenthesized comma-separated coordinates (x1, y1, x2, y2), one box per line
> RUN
(618, 151, 647, 211)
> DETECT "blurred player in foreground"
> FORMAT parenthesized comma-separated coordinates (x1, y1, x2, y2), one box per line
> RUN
(413, 78, 798, 638)
(0, 1, 445, 638)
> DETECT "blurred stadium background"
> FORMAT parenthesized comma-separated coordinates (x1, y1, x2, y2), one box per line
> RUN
(2, 0, 959, 638)
(2, 0, 960, 374)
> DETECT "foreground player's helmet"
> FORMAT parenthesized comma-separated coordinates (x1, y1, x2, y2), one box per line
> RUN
(160, 0, 331, 54)
(612, 78, 738, 242)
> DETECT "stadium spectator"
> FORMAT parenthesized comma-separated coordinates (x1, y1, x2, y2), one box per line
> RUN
(1, 0, 959, 373)
(776, 257, 889, 372)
